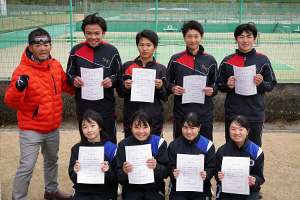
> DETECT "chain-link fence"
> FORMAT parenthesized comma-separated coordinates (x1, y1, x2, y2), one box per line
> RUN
(1, 0, 300, 82)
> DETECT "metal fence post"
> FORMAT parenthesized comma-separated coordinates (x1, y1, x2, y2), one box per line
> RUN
(239, 0, 243, 24)
(155, 0, 158, 58)
(70, 0, 74, 49)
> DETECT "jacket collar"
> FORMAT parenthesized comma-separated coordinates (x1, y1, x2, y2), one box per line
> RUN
(85, 41, 103, 49)
(134, 56, 156, 68)
(130, 134, 152, 145)
(22, 46, 54, 70)
(182, 133, 201, 145)
(186, 45, 204, 57)
(83, 138, 106, 146)
(229, 137, 251, 149)
(235, 48, 256, 57)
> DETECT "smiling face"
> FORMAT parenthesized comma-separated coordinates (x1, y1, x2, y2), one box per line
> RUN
(184, 29, 203, 55)
(137, 37, 157, 61)
(181, 122, 201, 141)
(229, 121, 249, 147)
(83, 24, 105, 48)
(82, 119, 101, 143)
(131, 120, 151, 142)
(29, 36, 51, 62)
(235, 31, 256, 53)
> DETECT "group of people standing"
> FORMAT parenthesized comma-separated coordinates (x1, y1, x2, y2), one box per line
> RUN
(5, 11, 276, 200)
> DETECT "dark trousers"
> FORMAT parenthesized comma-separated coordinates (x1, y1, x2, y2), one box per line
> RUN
(72, 192, 115, 200)
(77, 115, 117, 144)
(122, 190, 165, 200)
(170, 193, 212, 200)
(225, 119, 264, 147)
(124, 127, 162, 138)
(173, 120, 213, 141)
(217, 192, 259, 200)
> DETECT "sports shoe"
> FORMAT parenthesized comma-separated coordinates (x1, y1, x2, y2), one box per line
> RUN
(44, 189, 72, 200)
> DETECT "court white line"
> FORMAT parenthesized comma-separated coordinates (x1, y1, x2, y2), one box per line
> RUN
(268, 56, 298, 71)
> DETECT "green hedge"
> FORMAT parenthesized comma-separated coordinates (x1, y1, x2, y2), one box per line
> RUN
(1, 83, 299, 126)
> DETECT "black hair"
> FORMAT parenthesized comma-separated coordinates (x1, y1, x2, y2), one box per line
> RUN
(81, 12, 107, 33)
(229, 115, 251, 132)
(181, 20, 204, 37)
(79, 110, 109, 143)
(136, 29, 158, 47)
(28, 28, 51, 45)
(234, 23, 258, 39)
(181, 112, 201, 128)
(130, 110, 153, 129)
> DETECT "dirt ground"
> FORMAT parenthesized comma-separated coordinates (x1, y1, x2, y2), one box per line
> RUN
(1, 122, 300, 200)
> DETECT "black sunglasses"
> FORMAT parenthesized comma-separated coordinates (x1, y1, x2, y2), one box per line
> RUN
(30, 37, 51, 44)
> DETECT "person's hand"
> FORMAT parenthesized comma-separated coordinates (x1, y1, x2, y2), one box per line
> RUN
(227, 76, 236, 89)
(171, 85, 185, 95)
(15, 75, 29, 91)
(200, 170, 207, 180)
(146, 158, 157, 169)
(74, 160, 80, 174)
(173, 169, 180, 179)
(73, 76, 84, 88)
(123, 162, 133, 175)
(155, 79, 163, 90)
(101, 161, 109, 172)
(218, 171, 224, 181)
(124, 79, 133, 90)
(254, 74, 263, 86)
(202, 87, 213, 96)
(102, 77, 112, 88)
(248, 176, 256, 186)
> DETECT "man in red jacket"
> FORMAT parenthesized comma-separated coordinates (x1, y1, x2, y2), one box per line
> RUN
(5, 28, 75, 200)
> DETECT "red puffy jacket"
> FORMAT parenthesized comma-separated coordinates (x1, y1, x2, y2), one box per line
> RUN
(5, 47, 75, 133)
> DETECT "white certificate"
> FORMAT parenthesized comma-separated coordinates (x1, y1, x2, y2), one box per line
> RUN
(182, 75, 207, 104)
(77, 146, 104, 184)
(125, 144, 154, 184)
(80, 67, 104, 100)
(233, 65, 257, 96)
(130, 68, 156, 103)
(176, 154, 204, 192)
(221, 156, 250, 195)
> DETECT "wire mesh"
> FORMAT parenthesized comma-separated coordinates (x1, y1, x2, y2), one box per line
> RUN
(0, 0, 299, 82)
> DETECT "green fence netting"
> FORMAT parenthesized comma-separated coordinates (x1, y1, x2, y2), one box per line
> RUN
(0, 0, 299, 82)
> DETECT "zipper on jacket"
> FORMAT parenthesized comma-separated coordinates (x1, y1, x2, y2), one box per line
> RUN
(52, 76, 57, 94)
(193, 56, 196, 74)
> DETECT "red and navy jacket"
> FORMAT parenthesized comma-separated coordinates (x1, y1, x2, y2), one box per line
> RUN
(69, 139, 118, 199)
(168, 134, 216, 196)
(217, 49, 277, 122)
(215, 138, 265, 198)
(116, 134, 169, 193)
(167, 46, 218, 122)
(66, 41, 122, 118)
(116, 56, 168, 134)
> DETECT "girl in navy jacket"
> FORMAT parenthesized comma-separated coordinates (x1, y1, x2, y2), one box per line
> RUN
(168, 112, 216, 200)
(116, 110, 169, 200)
(216, 115, 265, 200)
(68, 110, 118, 200)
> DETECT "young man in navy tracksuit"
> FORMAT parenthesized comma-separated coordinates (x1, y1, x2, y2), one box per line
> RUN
(216, 23, 277, 147)
(167, 20, 218, 141)
(117, 29, 168, 138)
(66, 13, 122, 144)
